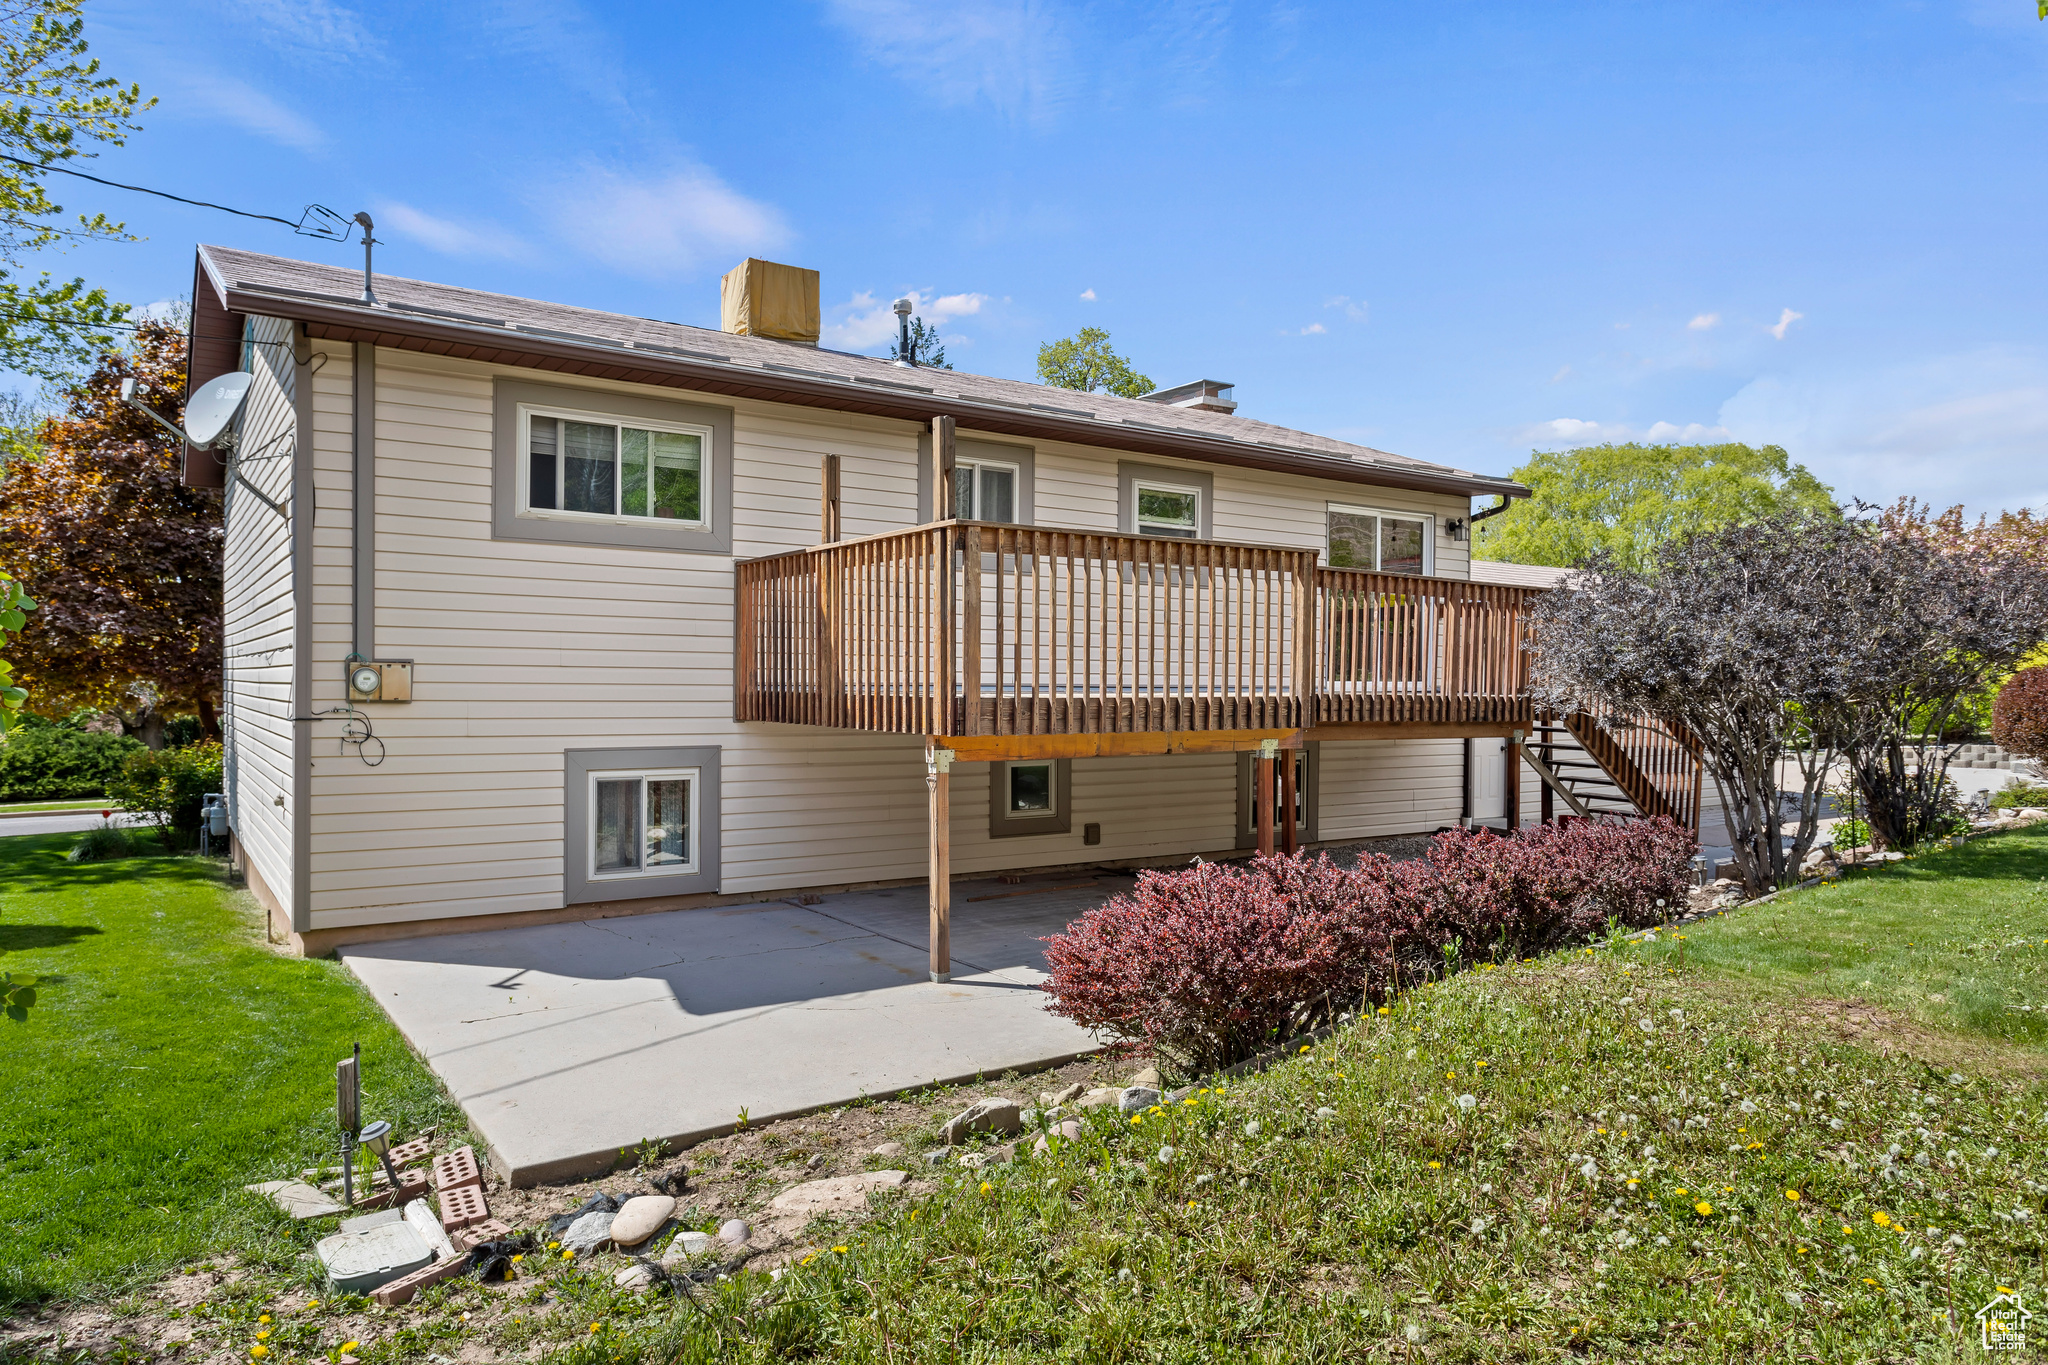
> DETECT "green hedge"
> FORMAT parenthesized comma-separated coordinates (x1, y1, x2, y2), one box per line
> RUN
(0, 723, 143, 801)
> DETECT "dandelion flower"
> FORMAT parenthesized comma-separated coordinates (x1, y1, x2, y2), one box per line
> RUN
(834, 1245, 849, 1253)
(1785, 1189, 1800, 1201)
(1428, 1160, 1442, 1169)
(342, 1344, 358, 1354)
(1456, 1094, 1477, 1110)
(250, 1349, 267, 1360)
(256, 1331, 270, 1341)
(1377, 1007, 1390, 1016)
(980, 1181, 992, 1193)
(590, 1323, 601, 1334)
(1695, 1201, 1714, 1216)
(1675, 1187, 1687, 1195)
(548, 1241, 561, 1249)
(1872, 1212, 1891, 1227)
(258, 1316, 271, 1325)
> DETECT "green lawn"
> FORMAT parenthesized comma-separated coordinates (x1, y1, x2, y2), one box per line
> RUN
(0, 798, 117, 814)
(1640, 825, 2048, 1049)
(0, 832, 463, 1311)
(4, 826, 2045, 1362)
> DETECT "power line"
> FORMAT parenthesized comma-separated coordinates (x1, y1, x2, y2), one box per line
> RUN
(0, 152, 301, 228)
(0, 311, 292, 347)
(0, 154, 351, 239)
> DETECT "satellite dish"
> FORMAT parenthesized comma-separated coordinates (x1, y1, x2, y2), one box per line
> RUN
(184, 372, 254, 448)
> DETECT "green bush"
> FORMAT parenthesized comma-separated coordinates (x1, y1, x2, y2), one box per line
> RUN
(1831, 816, 1873, 850)
(0, 719, 143, 801)
(1991, 779, 2048, 810)
(106, 741, 224, 851)
(66, 822, 141, 862)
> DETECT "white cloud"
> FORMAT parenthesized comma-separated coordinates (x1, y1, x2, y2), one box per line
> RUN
(174, 75, 327, 150)
(823, 288, 991, 349)
(1717, 347, 2048, 514)
(1520, 417, 1732, 447)
(541, 164, 790, 277)
(1687, 312, 1720, 331)
(1079, 288, 1096, 301)
(1549, 365, 1572, 383)
(822, 0, 1078, 124)
(375, 202, 529, 261)
(1769, 307, 1804, 340)
(220, 0, 380, 59)
(1298, 322, 1327, 335)
(1323, 294, 1369, 322)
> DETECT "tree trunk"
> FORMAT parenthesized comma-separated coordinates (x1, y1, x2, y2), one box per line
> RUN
(196, 692, 220, 742)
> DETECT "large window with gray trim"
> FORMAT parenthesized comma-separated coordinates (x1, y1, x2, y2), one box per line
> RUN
(493, 379, 733, 554)
(564, 746, 721, 904)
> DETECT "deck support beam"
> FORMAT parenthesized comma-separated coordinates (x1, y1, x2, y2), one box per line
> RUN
(1281, 748, 1299, 855)
(926, 745, 953, 982)
(1255, 738, 1277, 856)
(1505, 728, 1523, 832)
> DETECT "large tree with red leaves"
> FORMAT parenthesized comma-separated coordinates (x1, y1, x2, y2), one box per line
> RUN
(0, 320, 221, 747)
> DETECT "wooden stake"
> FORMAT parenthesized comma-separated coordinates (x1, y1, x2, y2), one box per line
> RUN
(927, 744, 953, 982)
(820, 453, 841, 543)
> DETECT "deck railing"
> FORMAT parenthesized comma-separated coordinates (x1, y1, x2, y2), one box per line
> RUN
(735, 521, 1538, 737)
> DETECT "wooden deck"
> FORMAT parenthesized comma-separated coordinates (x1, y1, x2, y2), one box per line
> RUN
(734, 520, 1538, 746)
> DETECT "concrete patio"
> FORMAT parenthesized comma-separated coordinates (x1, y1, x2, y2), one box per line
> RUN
(341, 874, 1125, 1185)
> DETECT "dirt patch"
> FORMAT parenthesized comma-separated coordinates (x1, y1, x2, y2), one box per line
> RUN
(1799, 997, 2048, 1078)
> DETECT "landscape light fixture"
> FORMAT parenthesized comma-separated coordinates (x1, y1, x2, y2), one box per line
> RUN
(891, 297, 914, 368)
(359, 1118, 402, 1193)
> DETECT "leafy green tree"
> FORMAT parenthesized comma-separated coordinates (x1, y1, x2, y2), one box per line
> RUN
(1037, 326, 1153, 399)
(891, 315, 951, 369)
(0, 568, 30, 731)
(0, 0, 152, 380)
(1474, 442, 1836, 572)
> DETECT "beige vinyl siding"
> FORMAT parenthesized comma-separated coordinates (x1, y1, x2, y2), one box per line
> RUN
(1316, 738, 1466, 840)
(222, 314, 298, 913)
(298, 349, 1475, 930)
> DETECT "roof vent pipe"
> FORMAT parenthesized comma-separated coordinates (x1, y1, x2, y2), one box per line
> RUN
(891, 297, 914, 368)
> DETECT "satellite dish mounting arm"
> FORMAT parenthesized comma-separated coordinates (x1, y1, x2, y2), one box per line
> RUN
(118, 377, 215, 447)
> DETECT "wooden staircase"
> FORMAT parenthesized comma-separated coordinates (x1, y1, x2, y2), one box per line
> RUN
(1523, 710, 1704, 832)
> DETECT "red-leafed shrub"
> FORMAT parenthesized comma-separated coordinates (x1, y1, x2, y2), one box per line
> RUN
(1994, 666, 2048, 760)
(1040, 817, 1695, 1071)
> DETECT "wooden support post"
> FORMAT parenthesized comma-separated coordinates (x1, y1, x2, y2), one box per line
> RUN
(820, 453, 841, 543)
(926, 744, 953, 982)
(1255, 739, 1276, 856)
(1280, 751, 1299, 855)
(932, 415, 956, 521)
(1505, 729, 1522, 832)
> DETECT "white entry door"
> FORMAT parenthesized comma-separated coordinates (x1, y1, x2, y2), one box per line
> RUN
(1467, 736, 1507, 821)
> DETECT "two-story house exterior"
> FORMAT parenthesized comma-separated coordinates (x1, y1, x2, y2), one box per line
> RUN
(190, 245, 1695, 967)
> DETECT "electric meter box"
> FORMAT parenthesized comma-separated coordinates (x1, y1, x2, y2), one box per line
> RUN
(345, 660, 412, 703)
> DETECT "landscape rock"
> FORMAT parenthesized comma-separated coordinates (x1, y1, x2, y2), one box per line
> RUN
(922, 1149, 947, 1166)
(1040, 1083, 1086, 1107)
(1125, 1067, 1163, 1090)
(561, 1209, 616, 1254)
(940, 1097, 1024, 1144)
(246, 1179, 345, 1220)
(1118, 1087, 1162, 1114)
(768, 1170, 910, 1216)
(718, 1218, 752, 1247)
(1075, 1088, 1122, 1110)
(873, 1141, 906, 1158)
(1032, 1119, 1084, 1155)
(315, 1221, 434, 1293)
(609, 1195, 677, 1249)
(668, 1230, 714, 1258)
(615, 1263, 659, 1290)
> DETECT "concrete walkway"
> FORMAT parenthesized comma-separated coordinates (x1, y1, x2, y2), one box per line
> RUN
(342, 875, 1126, 1185)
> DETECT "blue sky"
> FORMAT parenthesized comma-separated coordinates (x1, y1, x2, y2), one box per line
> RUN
(38, 0, 2048, 516)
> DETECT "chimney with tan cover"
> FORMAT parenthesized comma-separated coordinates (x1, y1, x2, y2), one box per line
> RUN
(720, 258, 821, 345)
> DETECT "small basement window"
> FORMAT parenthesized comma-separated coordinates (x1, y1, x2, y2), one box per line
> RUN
(1327, 504, 1431, 574)
(588, 768, 697, 880)
(1135, 480, 1202, 538)
(988, 758, 1071, 838)
(523, 407, 709, 526)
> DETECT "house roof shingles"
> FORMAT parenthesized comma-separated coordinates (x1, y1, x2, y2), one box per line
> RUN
(196, 245, 1528, 502)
